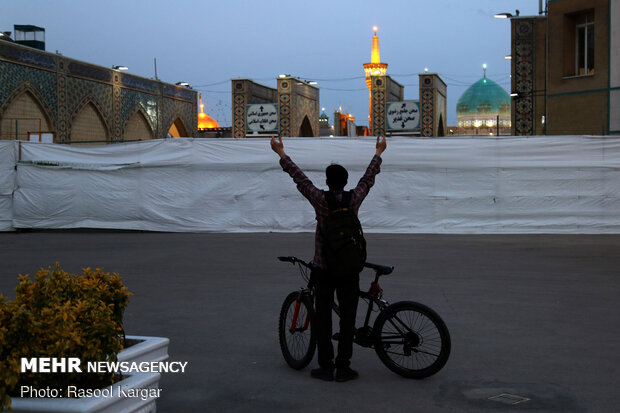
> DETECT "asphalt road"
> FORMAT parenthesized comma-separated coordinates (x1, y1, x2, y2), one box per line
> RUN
(1, 232, 619, 412)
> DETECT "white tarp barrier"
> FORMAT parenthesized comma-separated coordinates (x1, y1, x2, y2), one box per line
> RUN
(8, 136, 620, 233)
(0, 141, 17, 231)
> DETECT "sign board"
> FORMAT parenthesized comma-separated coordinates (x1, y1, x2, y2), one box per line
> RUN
(386, 100, 420, 131)
(246, 104, 278, 132)
(28, 132, 54, 143)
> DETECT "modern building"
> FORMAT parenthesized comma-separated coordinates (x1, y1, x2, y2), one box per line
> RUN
(456, 66, 511, 135)
(0, 30, 197, 143)
(509, 0, 619, 135)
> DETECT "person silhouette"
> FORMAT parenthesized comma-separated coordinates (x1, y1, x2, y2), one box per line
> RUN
(271, 136, 387, 382)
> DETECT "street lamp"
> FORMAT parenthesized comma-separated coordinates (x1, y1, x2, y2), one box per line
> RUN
(112, 65, 128, 71)
(175, 82, 190, 87)
(494, 10, 519, 18)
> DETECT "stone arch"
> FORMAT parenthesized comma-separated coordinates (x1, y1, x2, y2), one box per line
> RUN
(0, 82, 54, 140)
(123, 104, 154, 141)
(167, 116, 189, 138)
(437, 114, 445, 137)
(298, 115, 314, 137)
(69, 96, 111, 144)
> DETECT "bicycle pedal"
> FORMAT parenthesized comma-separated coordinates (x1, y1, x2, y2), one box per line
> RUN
(332, 332, 340, 341)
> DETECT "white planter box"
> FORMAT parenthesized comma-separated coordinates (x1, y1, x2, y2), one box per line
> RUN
(9, 336, 169, 413)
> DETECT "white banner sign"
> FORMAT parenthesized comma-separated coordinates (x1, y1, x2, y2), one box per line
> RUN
(247, 104, 278, 132)
(387, 101, 420, 131)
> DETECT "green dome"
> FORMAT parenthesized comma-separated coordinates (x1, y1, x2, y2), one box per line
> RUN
(457, 77, 510, 115)
(319, 111, 328, 119)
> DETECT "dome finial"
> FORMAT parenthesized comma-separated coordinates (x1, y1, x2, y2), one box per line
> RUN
(482, 63, 487, 78)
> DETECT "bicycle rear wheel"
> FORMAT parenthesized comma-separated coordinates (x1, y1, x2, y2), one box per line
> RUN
(374, 301, 450, 379)
(279, 291, 316, 369)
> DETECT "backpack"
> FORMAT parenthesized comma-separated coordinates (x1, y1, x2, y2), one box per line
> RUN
(323, 191, 367, 275)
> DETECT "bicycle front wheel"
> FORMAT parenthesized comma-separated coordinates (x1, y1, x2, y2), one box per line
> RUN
(374, 301, 451, 379)
(278, 291, 316, 370)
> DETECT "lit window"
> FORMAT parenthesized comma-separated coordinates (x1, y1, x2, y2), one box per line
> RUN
(474, 120, 482, 128)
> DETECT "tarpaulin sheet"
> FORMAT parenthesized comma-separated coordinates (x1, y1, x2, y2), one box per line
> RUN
(0, 141, 16, 231)
(7, 136, 620, 233)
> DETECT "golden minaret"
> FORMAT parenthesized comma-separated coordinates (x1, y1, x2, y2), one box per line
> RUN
(363, 27, 388, 122)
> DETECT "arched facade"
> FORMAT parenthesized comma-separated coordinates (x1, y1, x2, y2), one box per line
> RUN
(0, 41, 197, 144)
(69, 96, 111, 144)
(0, 86, 53, 140)
(124, 104, 155, 141)
(70, 102, 109, 144)
(231, 77, 319, 138)
(166, 116, 189, 138)
(299, 115, 313, 137)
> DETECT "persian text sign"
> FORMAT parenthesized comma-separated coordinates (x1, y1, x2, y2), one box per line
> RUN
(387, 101, 420, 131)
(247, 104, 278, 132)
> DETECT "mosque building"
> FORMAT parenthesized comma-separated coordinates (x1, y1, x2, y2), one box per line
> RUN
(0, 25, 197, 143)
(197, 94, 219, 130)
(196, 93, 230, 137)
(456, 65, 511, 136)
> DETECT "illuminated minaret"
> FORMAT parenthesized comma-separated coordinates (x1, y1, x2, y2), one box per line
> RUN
(363, 26, 388, 123)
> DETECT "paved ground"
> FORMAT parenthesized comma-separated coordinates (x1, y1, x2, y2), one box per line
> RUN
(1, 232, 619, 412)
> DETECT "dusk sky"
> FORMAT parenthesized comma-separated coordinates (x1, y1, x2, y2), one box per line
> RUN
(3, 0, 543, 129)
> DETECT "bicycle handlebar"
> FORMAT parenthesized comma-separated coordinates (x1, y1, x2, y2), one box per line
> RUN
(277, 256, 394, 276)
(277, 256, 312, 268)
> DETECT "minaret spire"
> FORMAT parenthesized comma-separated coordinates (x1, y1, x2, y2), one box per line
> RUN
(363, 26, 389, 124)
(371, 26, 381, 63)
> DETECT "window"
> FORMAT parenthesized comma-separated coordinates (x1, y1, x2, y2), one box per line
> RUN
(565, 11, 595, 77)
(576, 19, 594, 75)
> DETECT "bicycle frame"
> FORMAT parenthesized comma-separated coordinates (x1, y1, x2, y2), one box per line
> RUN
(280, 256, 415, 348)
(278, 255, 451, 378)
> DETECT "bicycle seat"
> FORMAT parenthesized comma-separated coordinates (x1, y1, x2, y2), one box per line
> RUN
(364, 262, 394, 275)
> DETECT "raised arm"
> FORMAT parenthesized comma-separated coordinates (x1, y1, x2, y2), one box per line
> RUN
(352, 136, 386, 205)
(271, 137, 323, 207)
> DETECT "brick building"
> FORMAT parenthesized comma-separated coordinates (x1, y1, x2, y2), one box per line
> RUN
(510, 0, 619, 135)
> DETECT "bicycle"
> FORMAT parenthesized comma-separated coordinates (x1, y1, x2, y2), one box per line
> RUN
(277, 256, 451, 379)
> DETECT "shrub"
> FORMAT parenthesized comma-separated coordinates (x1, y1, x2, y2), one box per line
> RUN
(0, 264, 131, 411)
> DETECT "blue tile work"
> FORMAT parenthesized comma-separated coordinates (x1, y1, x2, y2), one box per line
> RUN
(66, 76, 113, 124)
(68, 62, 112, 83)
(2, 40, 197, 141)
(121, 88, 158, 133)
(0, 60, 57, 120)
(122, 75, 158, 93)
(162, 97, 195, 137)
(0, 42, 55, 69)
(163, 85, 195, 101)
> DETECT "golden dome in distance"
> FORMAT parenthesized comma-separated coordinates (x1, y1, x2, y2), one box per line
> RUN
(198, 93, 219, 130)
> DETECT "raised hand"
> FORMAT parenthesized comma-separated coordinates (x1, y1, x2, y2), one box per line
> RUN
(270, 136, 286, 158)
(376, 136, 387, 156)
